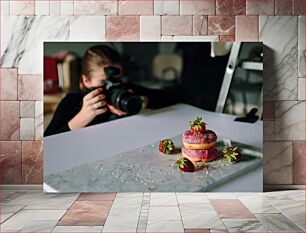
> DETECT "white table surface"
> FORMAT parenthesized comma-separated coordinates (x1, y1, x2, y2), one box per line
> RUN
(44, 103, 263, 192)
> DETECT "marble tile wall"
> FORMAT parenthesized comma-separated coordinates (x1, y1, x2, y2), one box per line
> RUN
(21, 141, 43, 184)
(0, 0, 305, 186)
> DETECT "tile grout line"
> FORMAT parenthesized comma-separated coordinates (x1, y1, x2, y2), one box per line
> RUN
(261, 197, 306, 231)
(1, 207, 24, 226)
(255, 212, 305, 232)
(55, 192, 80, 225)
(175, 192, 186, 232)
(1, 191, 26, 204)
(0, 195, 27, 225)
(207, 197, 229, 232)
(103, 194, 116, 229)
(136, 192, 150, 232)
(50, 219, 60, 233)
(208, 197, 260, 231)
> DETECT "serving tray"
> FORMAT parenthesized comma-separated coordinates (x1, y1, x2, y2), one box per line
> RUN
(45, 134, 262, 192)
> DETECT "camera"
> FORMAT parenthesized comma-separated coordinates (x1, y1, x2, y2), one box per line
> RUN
(85, 66, 143, 115)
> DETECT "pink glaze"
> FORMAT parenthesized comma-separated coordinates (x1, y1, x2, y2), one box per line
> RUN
(182, 130, 217, 144)
(182, 147, 218, 159)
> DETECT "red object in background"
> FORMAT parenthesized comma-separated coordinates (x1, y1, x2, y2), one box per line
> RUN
(44, 56, 59, 94)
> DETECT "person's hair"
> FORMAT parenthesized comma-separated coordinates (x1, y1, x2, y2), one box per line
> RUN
(80, 45, 122, 90)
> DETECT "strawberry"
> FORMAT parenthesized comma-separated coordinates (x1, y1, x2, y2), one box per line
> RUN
(175, 157, 195, 172)
(189, 117, 207, 133)
(159, 139, 175, 155)
(222, 146, 241, 163)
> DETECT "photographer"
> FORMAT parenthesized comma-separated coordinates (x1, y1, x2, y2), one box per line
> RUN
(44, 45, 141, 136)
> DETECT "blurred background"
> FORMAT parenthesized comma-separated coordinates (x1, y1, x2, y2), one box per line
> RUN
(44, 42, 263, 129)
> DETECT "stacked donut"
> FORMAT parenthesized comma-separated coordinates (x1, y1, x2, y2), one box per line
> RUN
(182, 117, 218, 163)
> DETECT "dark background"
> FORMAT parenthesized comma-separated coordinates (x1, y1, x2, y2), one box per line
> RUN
(44, 42, 262, 115)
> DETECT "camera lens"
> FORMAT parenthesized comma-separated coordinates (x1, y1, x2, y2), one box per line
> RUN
(120, 93, 142, 114)
(108, 87, 142, 115)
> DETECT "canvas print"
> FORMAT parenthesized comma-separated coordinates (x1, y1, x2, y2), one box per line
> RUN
(43, 42, 263, 192)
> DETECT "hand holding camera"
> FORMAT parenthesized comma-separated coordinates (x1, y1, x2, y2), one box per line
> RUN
(68, 88, 108, 130)
(68, 66, 142, 130)
(82, 87, 108, 117)
(85, 66, 143, 115)
(84, 86, 128, 117)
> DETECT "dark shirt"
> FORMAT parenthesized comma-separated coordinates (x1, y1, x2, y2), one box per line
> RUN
(44, 93, 114, 137)
(44, 85, 182, 137)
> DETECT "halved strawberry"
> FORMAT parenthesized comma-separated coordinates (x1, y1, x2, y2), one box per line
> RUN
(189, 117, 207, 133)
(222, 146, 241, 163)
(175, 157, 195, 172)
(159, 139, 175, 155)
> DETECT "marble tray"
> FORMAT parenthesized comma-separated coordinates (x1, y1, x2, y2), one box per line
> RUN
(44, 135, 263, 192)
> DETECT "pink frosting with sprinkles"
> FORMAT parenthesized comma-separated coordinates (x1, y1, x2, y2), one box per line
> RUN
(182, 130, 217, 144)
(182, 147, 218, 159)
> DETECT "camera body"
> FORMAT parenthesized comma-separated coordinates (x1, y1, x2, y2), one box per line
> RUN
(85, 66, 142, 115)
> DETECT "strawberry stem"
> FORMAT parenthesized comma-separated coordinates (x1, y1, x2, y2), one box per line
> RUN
(222, 146, 240, 163)
(189, 117, 207, 129)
